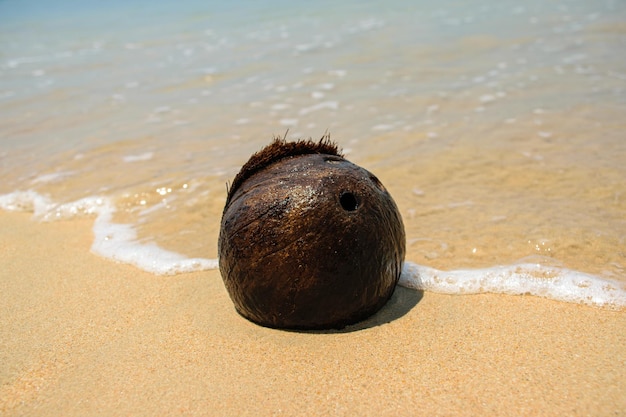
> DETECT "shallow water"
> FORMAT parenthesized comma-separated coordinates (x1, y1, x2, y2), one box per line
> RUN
(1, 0, 625, 306)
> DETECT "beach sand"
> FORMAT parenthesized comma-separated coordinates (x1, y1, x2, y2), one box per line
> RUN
(1, 210, 625, 416)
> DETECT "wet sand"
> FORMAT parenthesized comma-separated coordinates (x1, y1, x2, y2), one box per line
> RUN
(1, 211, 624, 416)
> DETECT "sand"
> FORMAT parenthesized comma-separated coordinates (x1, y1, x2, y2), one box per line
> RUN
(1, 211, 625, 416)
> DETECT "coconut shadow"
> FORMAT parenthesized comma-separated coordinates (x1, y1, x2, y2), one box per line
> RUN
(284, 286, 423, 334)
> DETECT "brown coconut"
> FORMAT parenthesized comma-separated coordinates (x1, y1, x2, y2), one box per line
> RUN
(218, 136, 405, 329)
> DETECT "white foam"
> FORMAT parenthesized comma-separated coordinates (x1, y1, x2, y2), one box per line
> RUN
(91, 209, 219, 275)
(271, 103, 290, 110)
(0, 191, 219, 275)
(479, 94, 496, 103)
(123, 152, 154, 162)
(298, 101, 339, 115)
(0, 190, 55, 215)
(279, 118, 298, 126)
(3, 191, 624, 303)
(399, 261, 626, 309)
(31, 171, 76, 185)
(328, 69, 347, 77)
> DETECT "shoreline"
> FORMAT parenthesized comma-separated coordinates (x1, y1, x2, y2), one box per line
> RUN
(1, 211, 625, 416)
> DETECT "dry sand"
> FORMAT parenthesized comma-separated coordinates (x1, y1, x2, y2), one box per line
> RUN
(1, 211, 625, 416)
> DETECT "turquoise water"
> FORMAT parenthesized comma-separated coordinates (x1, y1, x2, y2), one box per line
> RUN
(1, 0, 625, 306)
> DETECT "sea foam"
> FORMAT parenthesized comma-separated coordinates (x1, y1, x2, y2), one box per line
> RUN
(1, 190, 625, 308)
(0, 191, 218, 275)
(399, 261, 626, 309)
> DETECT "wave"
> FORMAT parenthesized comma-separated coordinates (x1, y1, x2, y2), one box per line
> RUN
(399, 261, 626, 310)
(0, 190, 218, 275)
(2, 190, 625, 309)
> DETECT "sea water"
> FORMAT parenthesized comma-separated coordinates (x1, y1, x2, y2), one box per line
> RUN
(1, 0, 625, 308)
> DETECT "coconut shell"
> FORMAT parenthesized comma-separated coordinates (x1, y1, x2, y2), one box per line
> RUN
(218, 137, 405, 329)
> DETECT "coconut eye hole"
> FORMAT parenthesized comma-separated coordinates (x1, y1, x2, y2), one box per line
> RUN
(340, 191, 359, 211)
